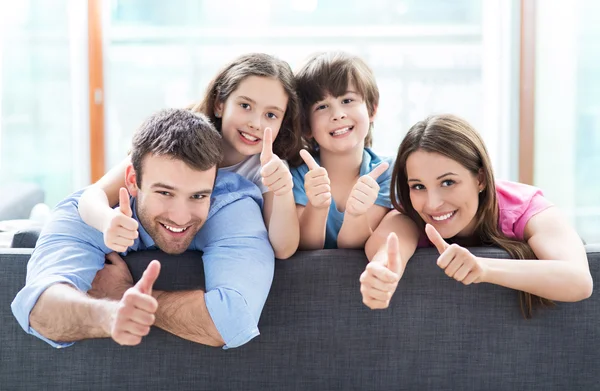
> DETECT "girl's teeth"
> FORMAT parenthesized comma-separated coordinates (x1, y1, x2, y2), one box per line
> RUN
(164, 224, 186, 233)
(331, 127, 350, 136)
(432, 212, 454, 221)
(241, 132, 258, 141)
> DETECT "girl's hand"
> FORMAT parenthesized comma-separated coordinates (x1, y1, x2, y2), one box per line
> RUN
(425, 224, 487, 285)
(103, 188, 139, 253)
(299, 149, 332, 209)
(260, 128, 293, 196)
(345, 162, 389, 216)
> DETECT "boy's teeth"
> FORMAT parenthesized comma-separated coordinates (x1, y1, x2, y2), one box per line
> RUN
(432, 212, 454, 221)
(241, 132, 258, 141)
(164, 224, 186, 233)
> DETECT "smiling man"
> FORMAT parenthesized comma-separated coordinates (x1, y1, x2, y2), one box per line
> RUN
(12, 108, 274, 349)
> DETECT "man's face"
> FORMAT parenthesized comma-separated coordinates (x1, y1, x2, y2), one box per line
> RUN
(126, 154, 216, 254)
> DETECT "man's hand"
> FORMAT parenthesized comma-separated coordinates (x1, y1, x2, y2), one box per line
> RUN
(425, 224, 487, 285)
(345, 162, 389, 216)
(299, 149, 332, 209)
(260, 127, 293, 196)
(360, 233, 402, 309)
(89, 252, 134, 301)
(109, 260, 161, 346)
(103, 187, 139, 252)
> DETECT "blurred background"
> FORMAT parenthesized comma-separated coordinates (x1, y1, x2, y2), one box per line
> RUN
(0, 0, 598, 242)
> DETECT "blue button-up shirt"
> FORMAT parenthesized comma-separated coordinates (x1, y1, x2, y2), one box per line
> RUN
(12, 170, 274, 349)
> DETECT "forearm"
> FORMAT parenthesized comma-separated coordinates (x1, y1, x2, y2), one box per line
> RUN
(480, 258, 593, 302)
(29, 283, 115, 342)
(268, 192, 300, 259)
(153, 290, 224, 347)
(298, 204, 329, 250)
(337, 213, 372, 249)
(78, 186, 114, 231)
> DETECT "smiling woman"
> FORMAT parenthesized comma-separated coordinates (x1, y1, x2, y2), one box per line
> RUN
(361, 114, 593, 317)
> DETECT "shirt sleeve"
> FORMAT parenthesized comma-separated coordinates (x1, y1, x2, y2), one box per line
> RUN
(374, 157, 394, 209)
(512, 193, 554, 240)
(11, 196, 109, 348)
(291, 165, 309, 206)
(194, 195, 275, 349)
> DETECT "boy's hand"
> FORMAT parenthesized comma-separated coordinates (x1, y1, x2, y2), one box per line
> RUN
(300, 149, 331, 209)
(346, 162, 389, 216)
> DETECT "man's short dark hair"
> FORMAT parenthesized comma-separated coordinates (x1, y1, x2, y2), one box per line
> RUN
(130, 108, 223, 187)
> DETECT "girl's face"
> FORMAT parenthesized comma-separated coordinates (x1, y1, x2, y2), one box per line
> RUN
(215, 76, 288, 165)
(405, 149, 484, 239)
(307, 82, 373, 155)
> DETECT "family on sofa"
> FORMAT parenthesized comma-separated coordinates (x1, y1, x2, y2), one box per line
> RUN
(11, 51, 593, 350)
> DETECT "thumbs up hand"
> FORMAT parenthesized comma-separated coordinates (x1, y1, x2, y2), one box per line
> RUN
(102, 187, 139, 253)
(260, 128, 293, 196)
(346, 162, 389, 217)
(110, 260, 161, 346)
(360, 232, 403, 310)
(299, 149, 332, 209)
(425, 224, 486, 285)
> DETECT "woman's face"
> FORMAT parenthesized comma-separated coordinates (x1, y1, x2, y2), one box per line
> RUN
(405, 149, 484, 239)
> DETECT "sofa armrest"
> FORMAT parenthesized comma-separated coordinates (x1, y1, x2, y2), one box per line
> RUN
(11, 226, 43, 248)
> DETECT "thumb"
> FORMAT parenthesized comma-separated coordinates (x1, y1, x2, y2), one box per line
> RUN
(260, 127, 274, 165)
(299, 149, 320, 170)
(119, 187, 133, 217)
(425, 224, 449, 254)
(386, 232, 401, 274)
(135, 260, 161, 295)
(368, 162, 389, 180)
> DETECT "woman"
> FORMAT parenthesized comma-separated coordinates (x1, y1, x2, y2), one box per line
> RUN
(360, 114, 592, 317)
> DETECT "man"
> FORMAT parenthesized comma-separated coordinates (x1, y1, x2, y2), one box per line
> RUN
(12, 108, 274, 349)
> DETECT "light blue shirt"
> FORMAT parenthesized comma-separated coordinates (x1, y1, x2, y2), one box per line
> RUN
(11, 170, 274, 349)
(291, 148, 393, 249)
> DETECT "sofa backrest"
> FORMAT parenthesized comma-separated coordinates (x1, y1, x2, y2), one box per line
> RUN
(1, 246, 598, 391)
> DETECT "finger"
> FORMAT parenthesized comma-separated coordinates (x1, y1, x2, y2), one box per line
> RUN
(367, 162, 389, 180)
(114, 226, 139, 241)
(361, 285, 393, 302)
(115, 214, 139, 233)
(135, 260, 161, 295)
(300, 149, 320, 170)
(111, 236, 135, 250)
(366, 262, 399, 283)
(260, 158, 281, 178)
(112, 330, 142, 346)
(260, 127, 274, 165)
(453, 264, 472, 282)
(129, 307, 156, 326)
(105, 252, 127, 266)
(123, 289, 159, 313)
(462, 272, 479, 285)
(425, 224, 449, 254)
(444, 257, 464, 278)
(121, 320, 151, 337)
(386, 233, 401, 274)
(119, 187, 133, 217)
(360, 273, 397, 292)
(436, 245, 457, 269)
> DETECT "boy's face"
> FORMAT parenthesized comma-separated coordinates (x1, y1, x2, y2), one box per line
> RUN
(308, 82, 374, 155)
(215, 76, 288, 165)
(126, 154, 216, 254)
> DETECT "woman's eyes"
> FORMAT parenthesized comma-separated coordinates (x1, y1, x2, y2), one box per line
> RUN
(410, 180, 456, 190)
(240, 103, 250, 109)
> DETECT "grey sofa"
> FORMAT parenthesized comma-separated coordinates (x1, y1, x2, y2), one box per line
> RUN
(0, 182, 44, 221)
(1, 244, 598, 391)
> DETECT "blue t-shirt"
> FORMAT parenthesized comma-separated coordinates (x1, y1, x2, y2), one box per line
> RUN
(291, 148, 393, 249)
(12, 170, 274, 349)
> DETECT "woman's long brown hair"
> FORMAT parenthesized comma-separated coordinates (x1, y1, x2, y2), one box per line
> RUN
(390, 114, 552, 318)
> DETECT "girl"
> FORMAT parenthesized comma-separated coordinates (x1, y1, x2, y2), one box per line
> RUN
(79, 53, 303, 259)
(360, 114, 593, 316)
(291, 51, 393, 250)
